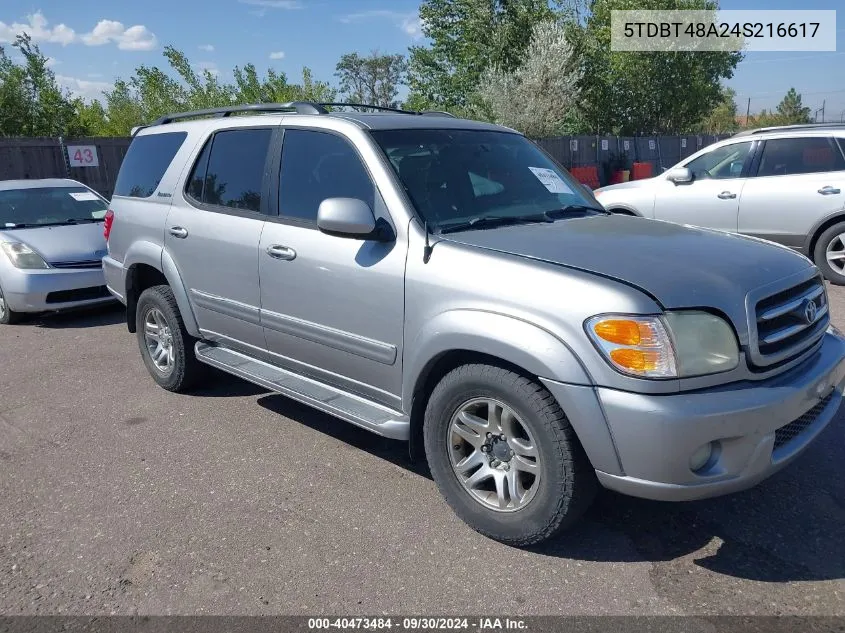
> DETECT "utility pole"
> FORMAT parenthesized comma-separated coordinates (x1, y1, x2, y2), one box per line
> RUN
(840, 109, 845, 123)
(745, 98, 751, 125)
(820, 100, 825, 123)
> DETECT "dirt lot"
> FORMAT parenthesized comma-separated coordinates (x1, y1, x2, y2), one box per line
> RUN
(0, 286, 843, 616)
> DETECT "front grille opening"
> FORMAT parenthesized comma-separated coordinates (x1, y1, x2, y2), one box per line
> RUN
(752, 275, 829, 369)
(45, 286, 110, 304)
(50, 260, 103, 269)
(773, 392, 833, 451)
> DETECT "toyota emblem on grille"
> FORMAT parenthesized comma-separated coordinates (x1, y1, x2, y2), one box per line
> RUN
(804, 299, 818, 324)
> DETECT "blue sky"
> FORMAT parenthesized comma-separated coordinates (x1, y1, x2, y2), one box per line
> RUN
(1, 0, 843, 120)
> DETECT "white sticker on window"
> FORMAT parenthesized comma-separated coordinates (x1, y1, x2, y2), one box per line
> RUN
(528, 167, 573, 194)
(69, 191, 100, 202)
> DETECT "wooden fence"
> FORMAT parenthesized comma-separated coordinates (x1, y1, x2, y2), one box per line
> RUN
(0, 133, 731, 196)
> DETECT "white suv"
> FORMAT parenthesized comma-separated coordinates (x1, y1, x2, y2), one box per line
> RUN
(594, 124, 845, 283)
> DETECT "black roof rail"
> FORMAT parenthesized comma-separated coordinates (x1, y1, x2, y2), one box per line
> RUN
(148, 102, 327, 127)
(420, 110, 457, 118)
(733, 122, 845, 137)
(318, 102, 417, 114)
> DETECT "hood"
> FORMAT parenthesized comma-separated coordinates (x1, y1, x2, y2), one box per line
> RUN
(442, 215, 813, 328)
(0, 222, 107, 264)
(595, 178, 655, 194)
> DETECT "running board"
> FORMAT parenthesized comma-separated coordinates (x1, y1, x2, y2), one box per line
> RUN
(194, 342, 410, 440)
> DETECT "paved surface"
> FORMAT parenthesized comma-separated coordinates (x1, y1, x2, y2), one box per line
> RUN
(0, 288, 844, 617)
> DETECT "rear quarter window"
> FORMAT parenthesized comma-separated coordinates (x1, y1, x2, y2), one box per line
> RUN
(113, 132, 187, 198)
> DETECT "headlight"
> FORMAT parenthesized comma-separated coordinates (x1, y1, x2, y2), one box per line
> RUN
(586, 311, 739, 379)
(0, 242, 50, 269)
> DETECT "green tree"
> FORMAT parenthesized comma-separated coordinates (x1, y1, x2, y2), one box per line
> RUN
(576, 0, 742, 134)
(0, 34, 84, 137)
(775, 87, 812, 125)
(698, 86, 739, 134)
(476, 20, 582, 137)
(335, 51, 407, 108)
(406, 0, 563, 113)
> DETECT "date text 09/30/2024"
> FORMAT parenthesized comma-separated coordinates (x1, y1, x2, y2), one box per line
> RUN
(307, 618, 527, 631)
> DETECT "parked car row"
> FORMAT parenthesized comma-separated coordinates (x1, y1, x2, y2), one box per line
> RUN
(2, 108, 844, 548)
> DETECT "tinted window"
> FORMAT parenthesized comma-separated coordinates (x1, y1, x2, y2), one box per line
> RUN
(0, 186, 108, 227)
(279, 130, 374, 222)
(186, 139, 212, 201)
(757, 137, 845, 177)
(370, 129, 595, 229)
(684, 141, 752, 180)
(114, 132, 187, 198)
(199, 129, 273, 212)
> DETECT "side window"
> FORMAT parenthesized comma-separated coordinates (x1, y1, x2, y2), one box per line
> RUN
(114, 132, 187, 198)
(279, 129, 375, 223)
(757, 137, 845, 177)
(186, 128, 273, 213)
(684, 142, 752, 180)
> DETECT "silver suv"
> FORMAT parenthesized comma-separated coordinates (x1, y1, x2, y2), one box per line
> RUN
(594, 124, 845, 283)
(104, 103, 845, 546)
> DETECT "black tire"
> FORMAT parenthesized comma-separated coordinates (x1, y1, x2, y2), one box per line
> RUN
(813, 222, 845, 285)
(136, 284, 206, 392)
(0, 283, 23, 325)
(423, 364, 596, 546)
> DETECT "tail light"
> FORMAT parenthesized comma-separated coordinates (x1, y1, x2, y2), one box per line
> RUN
(103, 209, 114, 241)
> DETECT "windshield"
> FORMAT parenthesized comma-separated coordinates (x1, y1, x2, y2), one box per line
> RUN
(370, 129, 600, 232)
(0, 186, 108, 228)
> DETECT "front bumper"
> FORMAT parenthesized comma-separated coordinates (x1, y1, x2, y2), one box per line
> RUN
(543, 330, 845, 502)
(1, 266, 115, 313)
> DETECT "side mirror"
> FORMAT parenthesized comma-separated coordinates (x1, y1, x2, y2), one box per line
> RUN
(666, 167, 693, 184)
(317, 198, 381, 240)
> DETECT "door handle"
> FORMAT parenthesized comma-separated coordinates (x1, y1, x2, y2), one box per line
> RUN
(717, 191, 737, 200)
(169, 226, 189, 239)
(266, 245, 296, 261)
(818, 186, 841, 195)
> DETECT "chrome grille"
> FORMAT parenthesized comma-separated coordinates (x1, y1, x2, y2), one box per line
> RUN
(50, 259, 103, 269)
(750, 274, 828, 369)
(773, 392, 832, 451)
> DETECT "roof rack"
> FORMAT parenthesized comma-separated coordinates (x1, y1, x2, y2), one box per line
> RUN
(733, 122, 845, 137)
(133, 101, 462, 135)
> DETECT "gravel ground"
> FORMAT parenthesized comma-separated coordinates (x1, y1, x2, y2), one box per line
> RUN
(0, 286, 843, 616)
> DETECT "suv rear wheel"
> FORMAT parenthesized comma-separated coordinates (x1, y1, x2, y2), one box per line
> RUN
(136, 285, 206, 392)
(423, 364, 596, 546)
(814, 221, 845, 285)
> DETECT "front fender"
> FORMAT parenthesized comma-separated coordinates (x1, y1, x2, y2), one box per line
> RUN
(403, 310, 593, 406)
(123, 241, 200, 337)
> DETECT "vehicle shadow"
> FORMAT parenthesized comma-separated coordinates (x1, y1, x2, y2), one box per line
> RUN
(255, 389, 844, 583)
(30, 303, 125, 329)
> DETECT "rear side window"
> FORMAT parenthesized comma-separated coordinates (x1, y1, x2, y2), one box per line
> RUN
(278, 129, 374, 223)
(114, 132, 187, 198)
(757, 137, 845, 177)
(186, 128, 272, 213)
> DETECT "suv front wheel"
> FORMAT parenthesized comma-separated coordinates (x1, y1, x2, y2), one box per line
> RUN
(423, 364, 596, 546)
(136, 285, 206, 392)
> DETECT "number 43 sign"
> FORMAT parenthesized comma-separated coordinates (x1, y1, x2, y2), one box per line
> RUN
(66, 145, 99, 168)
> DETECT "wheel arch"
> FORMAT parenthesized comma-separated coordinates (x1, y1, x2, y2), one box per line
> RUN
(806, 212, 845, 261)
(123, 245, 199, 336)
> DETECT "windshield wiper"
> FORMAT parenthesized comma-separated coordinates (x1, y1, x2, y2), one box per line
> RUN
(61, 218, 102, 224)
(437, 214, 551, 234)
(543, 204, 610, 219)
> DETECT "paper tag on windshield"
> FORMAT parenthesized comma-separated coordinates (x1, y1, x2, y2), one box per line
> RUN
(528, 167, 573, 194)
(69, 191, 99, 202)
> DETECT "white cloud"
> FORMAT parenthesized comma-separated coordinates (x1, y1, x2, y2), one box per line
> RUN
(269, 51, 285, 60)
(199, 44, 215, 52)
(338, 10, 424, 39)
(82, 20, 157, 50)
(194, 61, 219, 77)
(238, 0, 302, 8)
(0, 11, 76, 45)
(45, 57, 60, 67)
(57, 74, 113, 101)
(0, 11, 157, 50)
